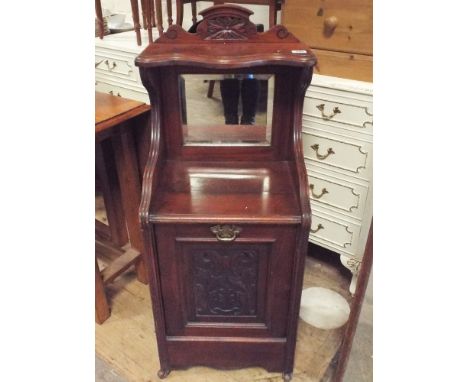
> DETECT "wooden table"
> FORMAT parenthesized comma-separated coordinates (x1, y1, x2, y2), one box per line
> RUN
(95, 92, 151, 324)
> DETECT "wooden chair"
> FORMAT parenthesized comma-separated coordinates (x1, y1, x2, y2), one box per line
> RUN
(95, 92, 151, 324)
(213, 0, 282, 28)
(175, 0, 200, 27)
(95, 0, 144, 46)
(173, 0, 282, 29)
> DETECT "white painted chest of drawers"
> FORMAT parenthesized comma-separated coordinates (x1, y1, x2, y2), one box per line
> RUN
(95, 31, 151, 103)
(303, 74, 373, 293)
(95, 36, 373, 293)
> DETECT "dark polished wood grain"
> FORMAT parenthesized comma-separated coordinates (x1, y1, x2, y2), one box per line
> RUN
(135, 5, 316, 380)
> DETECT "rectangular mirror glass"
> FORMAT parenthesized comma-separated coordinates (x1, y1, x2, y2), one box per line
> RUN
(179, 74, 274, 146)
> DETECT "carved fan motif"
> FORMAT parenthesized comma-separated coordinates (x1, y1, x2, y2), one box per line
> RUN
(206, 16, 250, 40)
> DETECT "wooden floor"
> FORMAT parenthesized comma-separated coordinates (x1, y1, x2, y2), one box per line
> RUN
(96, 245, 352, 382)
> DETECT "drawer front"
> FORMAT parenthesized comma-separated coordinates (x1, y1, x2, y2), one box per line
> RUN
(95, 81, 149, 103)
(95, 54, 138, 82)
(309, 213, 361, 257)
(302, 131, 371, 179)
(155, 224, 298, 338)
(303, 93, 373, 133)
(307, 172, 368, 221)
(283, 0, 372, 55)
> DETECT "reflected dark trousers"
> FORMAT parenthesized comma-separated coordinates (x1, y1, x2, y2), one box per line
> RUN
(220, 79, 259, 125)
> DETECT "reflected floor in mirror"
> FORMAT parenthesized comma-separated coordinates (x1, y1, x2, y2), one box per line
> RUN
(96, 244, 372, 382)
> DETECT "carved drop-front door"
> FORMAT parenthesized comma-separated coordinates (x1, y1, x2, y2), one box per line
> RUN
(155, 224, 298, 338)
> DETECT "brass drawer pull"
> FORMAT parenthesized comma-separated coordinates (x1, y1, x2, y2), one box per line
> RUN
(310, 184, 329, 199)
(311, 224, 324, 234)
(210, 225, 242, 242)
(109, 90, 121, 97)
(316, 104, 341, 120)
(310, 144, 335, 160)
(105, 59, 117, 70)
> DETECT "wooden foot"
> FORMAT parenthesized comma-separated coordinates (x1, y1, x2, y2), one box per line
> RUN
(282, 372, 292, 381)
(135, 257, 148, 284)
(157, 369, 171, 379)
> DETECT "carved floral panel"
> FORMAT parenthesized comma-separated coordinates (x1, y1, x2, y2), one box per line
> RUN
(191, 248, 259, 316)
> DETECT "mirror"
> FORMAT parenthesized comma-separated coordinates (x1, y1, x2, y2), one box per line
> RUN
(179, 74, 274, 146)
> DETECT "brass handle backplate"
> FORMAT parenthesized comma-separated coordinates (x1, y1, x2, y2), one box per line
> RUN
(310, 144, 335, 160)
(311, 224, 324, 234)
(210, 224, 242, 242)
(316, 104, 341, 120)
(310, 184, 329, 199)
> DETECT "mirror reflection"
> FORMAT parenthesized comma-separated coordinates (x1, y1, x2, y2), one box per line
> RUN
(179, 74, 274, 146)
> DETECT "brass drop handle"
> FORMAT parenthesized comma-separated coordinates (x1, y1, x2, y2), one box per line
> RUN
(324, 16, 338, 33)
(311, 224, 324, 233)
(310, 144, 335, 160)
(105, 59, 117, 70)
(210, 224, 242, 242)
(109, 90, 121, 97)
(310, 184, 329, 199)
(316, 104, 341, 120)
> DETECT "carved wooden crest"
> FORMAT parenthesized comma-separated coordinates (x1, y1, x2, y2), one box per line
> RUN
(196, 5, 258, 40)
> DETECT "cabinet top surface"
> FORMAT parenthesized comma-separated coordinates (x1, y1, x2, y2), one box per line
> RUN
(136, 5, 316, 69)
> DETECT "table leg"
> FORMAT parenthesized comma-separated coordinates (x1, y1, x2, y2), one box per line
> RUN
(96, 141, 128, 247)
(112, 126, 148, 284)
(95, 258, 110, 324)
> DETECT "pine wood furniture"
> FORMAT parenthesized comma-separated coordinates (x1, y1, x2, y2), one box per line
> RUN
(282, 0, 373, 82)
(95, 92, 150, 324)
(135, 5, 316, 380)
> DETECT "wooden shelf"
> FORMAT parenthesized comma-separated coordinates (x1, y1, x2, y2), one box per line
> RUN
(150, 160, 302, 224)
